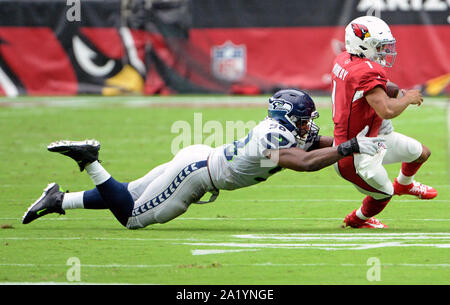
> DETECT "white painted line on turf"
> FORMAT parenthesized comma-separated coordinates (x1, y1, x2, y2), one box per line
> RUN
(180, 233, 450, 253)
(177, 217, 450, 221)
(1, 96, 447, 108)
(237, 232, 450, 235)
(0, 237, 214, 242)
(5, 184, 450, 188)
(0, 282, 155, 285)
(232, 233, 450, 241)
(191, 249, 260, 255)
(181, 242, 450, 251)
(1, 262, 449, 269)
(0, 263, 172, 268)
(3, 216, 450, 222)
(228, 198, 450, 203)
(3, 232, 450, 243)
(253, 184, 450, 188)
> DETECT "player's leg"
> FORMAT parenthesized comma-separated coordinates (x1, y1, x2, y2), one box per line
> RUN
(23, 140, 134, 227)
(381, 132, 437, 199)
(127, 162, 171, 200)
(84, 161, 135, 226)
(23, 140, 177, 226)
(22, 139, 101, 224)
(334, 153, 393, 228)
(126, 145, 216, 229)
(62, 162, 171, 210)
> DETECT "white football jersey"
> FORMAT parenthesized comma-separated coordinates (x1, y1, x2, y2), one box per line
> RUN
(208, 118, 299, 190)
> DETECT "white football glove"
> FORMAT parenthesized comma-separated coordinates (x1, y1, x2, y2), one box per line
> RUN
(356, 126, 386, 156)
(337, 126, 386, 157)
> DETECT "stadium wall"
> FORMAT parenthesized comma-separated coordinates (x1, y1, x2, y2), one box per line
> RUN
(0, 0, 448, 96)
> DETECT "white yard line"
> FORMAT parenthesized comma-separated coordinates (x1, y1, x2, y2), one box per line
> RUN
(0, 262, 448, 269)
(0, 236, 213, 241)
(0, 281, 155, 285)
(181, 232, 450, 252)
(181, 241, 450, 250)
(2, 232, 449, 242)
(228, 198, 450, 203)
(0, 96, 447, 108)
(2, 216, 450, 222)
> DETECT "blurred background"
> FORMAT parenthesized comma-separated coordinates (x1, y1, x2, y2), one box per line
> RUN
(0, 0, 448, 97)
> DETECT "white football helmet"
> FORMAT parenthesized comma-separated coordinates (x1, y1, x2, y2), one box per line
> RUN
(345, 16, 397, 67)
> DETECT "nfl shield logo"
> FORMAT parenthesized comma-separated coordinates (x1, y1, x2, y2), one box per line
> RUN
(211, 41, 246, 82)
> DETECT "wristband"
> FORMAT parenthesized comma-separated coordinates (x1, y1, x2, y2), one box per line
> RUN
(337, 137, 360, 156)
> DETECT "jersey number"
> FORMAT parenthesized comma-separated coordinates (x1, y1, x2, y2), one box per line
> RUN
(224, 131, 253, 161)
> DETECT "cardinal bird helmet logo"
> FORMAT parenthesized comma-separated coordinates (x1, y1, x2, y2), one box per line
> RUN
(351, 23, 371, 40)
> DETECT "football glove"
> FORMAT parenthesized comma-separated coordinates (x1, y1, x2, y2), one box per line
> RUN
(338, 126, 386, 157)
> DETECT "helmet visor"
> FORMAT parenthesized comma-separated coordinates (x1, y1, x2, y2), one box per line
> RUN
(376, 40, 397, 67)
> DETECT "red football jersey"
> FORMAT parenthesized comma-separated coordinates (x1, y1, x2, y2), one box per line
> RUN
(331, 52, 388, 145)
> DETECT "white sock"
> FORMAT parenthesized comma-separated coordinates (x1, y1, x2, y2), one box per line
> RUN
(62, 192, 84, 210)
(356, 208, 368, 220)
(397, 170, 414, 185)
(85, 161, 111, 186)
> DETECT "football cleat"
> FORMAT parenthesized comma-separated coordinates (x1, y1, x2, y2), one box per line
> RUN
(22, 183, 65, 224)
(344, 209, 388, 229)
(48, 139, 100, 171)
(393, 178, 437, 200)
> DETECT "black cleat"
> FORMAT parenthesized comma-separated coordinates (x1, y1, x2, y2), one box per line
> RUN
(48, 139, 100, 171)
(22, 183, 65, 224)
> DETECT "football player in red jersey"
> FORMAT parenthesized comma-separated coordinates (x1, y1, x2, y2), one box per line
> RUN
(331, 16, 437, 229)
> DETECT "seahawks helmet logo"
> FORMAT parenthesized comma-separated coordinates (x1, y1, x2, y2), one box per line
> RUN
(269, 99, 293, 113)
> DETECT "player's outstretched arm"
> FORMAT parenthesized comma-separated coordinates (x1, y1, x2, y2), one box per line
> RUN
(366, 86, 423, 119)
(274, 146, 342, 172)
(316, 135, 334, 149)
(271, 126, 384, 172)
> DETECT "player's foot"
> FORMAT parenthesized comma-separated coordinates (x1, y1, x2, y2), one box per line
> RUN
(393, 178, 437, 199)
(343, 209, 388, 229)
(48, 139, 100, 171)
(22, 183, 65, 224)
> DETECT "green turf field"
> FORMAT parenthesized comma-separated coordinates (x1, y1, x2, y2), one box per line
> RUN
(0, 95, 448, 285)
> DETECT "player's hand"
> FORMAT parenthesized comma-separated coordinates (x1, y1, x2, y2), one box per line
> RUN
(355, 126, 386, 156)
(337, 126, 386, 157)
(403, 89, 423, 106)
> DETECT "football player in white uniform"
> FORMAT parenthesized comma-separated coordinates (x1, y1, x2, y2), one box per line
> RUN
(22, 89, 384, 229)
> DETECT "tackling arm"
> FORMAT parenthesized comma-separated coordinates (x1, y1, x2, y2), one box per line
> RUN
(274, 146, 342, 172)
(317, 136, 334, 148)
(268, 126, 385, 172)
(366, 86, 423, 120)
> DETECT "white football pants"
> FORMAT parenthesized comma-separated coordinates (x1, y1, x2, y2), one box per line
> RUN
(334, 132, 422, 200)
(124, 144, 217, 229)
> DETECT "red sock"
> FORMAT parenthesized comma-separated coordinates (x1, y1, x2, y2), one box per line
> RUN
(360, 196, 391, 218)
(401, 161, 423, 177)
